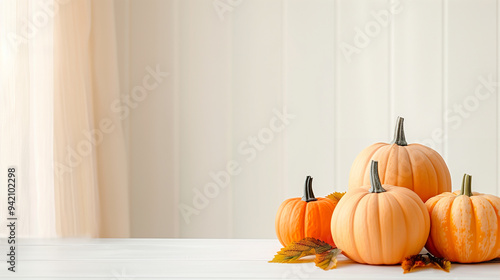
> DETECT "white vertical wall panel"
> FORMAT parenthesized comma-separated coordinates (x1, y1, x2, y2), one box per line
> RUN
(284, 0, 336, 198)
(177, 0, 233, 237)
(445, 0, 498, 194)
(392, 0, 444, 155)
(498, 0, 500, 196)
(336, 0, 392, 189)
(231, 0, 284, 238)
(125, 0, 500, 237)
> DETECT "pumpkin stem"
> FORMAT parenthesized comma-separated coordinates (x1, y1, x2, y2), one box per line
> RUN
(369, 160, 386, 193)
(391, 116, 408, 146)
(302, 176, 317, 202)
(460, 174, 473, 197)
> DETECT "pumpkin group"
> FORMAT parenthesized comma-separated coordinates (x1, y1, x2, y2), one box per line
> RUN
(275, 176, 337, 247)
(332, 160, 430, 265)
(425, 174, 500, 263)
(348, 117, 451, 202)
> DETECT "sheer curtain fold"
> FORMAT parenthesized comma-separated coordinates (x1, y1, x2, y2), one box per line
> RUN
(89, 0, 130, 238)
(54, 0, 130, 237)
(54, 0, 100, 237)
(1, 0, 56, 238)
(1, 0, 129, 238)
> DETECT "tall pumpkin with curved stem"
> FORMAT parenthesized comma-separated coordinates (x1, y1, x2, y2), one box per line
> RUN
(332, 160, 430, 265)
(425, 174, 500, 263)
(275, 176, 337, 247)
(348, 116, 451, 202)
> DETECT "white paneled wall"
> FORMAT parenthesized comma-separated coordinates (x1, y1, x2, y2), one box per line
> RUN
(122, 0, 500, 238)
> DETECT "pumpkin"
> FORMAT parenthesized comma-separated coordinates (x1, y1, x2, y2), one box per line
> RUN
(331, 160, 430, 265)
(425, 174, 500, 263)
(348, 116, 451, 202)
(275, 176, 336, 247)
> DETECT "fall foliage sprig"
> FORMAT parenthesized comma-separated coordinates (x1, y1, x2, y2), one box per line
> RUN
(269, 237, 342, 270)
(402, 253, 451, 273)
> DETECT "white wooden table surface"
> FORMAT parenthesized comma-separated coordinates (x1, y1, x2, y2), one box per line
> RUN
(0, 238, 498, 279)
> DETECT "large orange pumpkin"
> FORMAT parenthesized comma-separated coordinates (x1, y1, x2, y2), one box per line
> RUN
(275, 176, 336, 247)
(332, 160, 430, 264)
(348, 117, 451, 202)
(425, 174, 500, 263)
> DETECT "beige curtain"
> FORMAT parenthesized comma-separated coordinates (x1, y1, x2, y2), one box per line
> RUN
(54, 0, 129, 237)
(1, 0, 129, 238)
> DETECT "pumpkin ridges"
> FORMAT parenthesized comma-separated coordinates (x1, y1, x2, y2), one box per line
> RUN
(412, 146, 440, 202)
(382, 145, 399, 188)
(376, 145, 395, 184)
(324, 199, 337, 246)
(450, 195, 474, 263)
(276, 176, 338, 247)
(379, 191, 403, 264)
(406, 146, 434, 202)
(469, 197, 481, 262)
(332, 190, 366, 263)
(335, 185, 429, 265)
(348, 143, 386, 189)
(283, 199, 307, 246)
(422, 144, 451, 188)
(389, 188, 430, 262)
(305, 198, 335, 246)
(470, 197, 497, 261)
(333, 180, 429, 265)
(429, 197, 455, 258)
(404, 146, 423, 198)
(360, 144, 390, 188)
(426, 189, 500, 263)
(279, 200, 295, 245)
(353, 194, 373, 263)
(424, 196, 442, 257)
(414, 147, 438, 202)
(398, 146, 413, 189)
(276, 198, 293, 246)
(480, 195, 500, 258)
(416, 144, 452, 201)
(348, 118, 452, 202)
(277, 199, 291, 246)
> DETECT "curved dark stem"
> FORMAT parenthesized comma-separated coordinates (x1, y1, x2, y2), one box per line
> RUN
(369, 161, 386, 193)
(302, 176, 317, 202)
(391, 116, 408, 146)
(460, 174, 473, 197)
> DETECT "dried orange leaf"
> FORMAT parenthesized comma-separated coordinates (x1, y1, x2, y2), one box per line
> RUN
(314, 248, 341, 270)
(402, 254, 429, 273)
(402, 253, 451, 274)
(269, 237, 333, 263)
(326, 192, 346, 204)
(428, 253, 451, 272)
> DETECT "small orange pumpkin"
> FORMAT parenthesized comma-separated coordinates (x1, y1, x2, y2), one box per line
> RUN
(348, 117, 452, 202)
(425, 174, 500, 263)
(332, 160, 430, 264)
(275, 176, 336, 247)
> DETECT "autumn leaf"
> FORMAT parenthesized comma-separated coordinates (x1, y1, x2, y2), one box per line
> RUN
(402, 254, 429, 273)
(326, 192, 345, 205)
(269, 238, 333, 263)
(314, 248, 342, 270)
(401, 253, 451, 273)
(427, 253, 451, 272)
